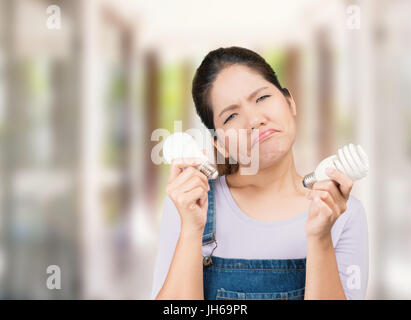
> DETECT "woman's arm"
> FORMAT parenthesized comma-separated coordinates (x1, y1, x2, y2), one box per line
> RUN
(154, 159, 210, 300)
(304, 167, 355, 300)
(305, 199, 369, 300)
(156, 228, 204, 300)
(305, 234, 346, 299)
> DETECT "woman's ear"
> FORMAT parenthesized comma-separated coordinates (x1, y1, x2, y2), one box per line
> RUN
(283, 88, 297, 117)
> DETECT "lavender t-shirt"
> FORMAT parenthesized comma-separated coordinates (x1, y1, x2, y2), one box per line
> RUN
(151, 175, 369, 299)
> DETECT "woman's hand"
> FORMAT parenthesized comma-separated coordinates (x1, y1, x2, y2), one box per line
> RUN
(305, 167, 354, 241)
(166, 157, 210, 236)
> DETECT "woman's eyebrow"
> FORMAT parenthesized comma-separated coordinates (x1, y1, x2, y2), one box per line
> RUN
(218, 86, 268, 117)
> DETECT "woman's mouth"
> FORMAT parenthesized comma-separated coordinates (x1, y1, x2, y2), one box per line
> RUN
(252, 129, 280, 147)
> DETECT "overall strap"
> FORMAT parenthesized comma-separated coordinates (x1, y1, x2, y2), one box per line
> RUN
(202, 179, 216, 245)
(202, 179, 218, 267)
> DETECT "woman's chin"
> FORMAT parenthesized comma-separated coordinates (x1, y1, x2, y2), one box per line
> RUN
(237, 138, 292, 171)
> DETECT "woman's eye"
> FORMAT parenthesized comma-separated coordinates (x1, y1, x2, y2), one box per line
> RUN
(224, 113, 237, 124)
(256, 95, 270, 103)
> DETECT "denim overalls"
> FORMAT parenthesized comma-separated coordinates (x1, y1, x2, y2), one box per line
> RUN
(202, 179, 307, 300)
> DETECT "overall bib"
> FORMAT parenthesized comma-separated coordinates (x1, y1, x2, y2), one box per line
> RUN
(202, 179, 307, 300)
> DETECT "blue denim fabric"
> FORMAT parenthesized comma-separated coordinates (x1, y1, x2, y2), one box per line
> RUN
(202, 179, 307, 300)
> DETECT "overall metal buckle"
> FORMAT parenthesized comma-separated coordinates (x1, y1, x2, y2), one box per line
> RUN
(203, 239, 218, 267)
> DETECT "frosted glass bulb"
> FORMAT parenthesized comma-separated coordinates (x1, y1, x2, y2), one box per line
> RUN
(302, 143, 369, 189)
(162, 132, 219, 180)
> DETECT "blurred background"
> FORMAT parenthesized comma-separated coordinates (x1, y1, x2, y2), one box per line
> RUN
(0, 0, 410, 299)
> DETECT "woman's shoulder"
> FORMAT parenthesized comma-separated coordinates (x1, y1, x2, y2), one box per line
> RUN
(334, 194, 367, 227)
(332, 194, 368, 244)
(162, 193, 181, 227)
(346, 194, 367, 217)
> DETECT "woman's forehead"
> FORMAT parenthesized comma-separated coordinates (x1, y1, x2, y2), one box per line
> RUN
(211, 66, 269, 110)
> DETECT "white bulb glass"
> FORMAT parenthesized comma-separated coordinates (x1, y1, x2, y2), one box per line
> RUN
(303, 143, 369, 188)
(163, 132, 219, 180)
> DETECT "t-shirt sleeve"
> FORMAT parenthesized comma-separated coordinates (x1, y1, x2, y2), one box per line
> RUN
(150, 195, 181, 299)
(334, 199, 369, 299)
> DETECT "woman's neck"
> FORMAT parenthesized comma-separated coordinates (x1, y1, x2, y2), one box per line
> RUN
(225, 149, 307, 198)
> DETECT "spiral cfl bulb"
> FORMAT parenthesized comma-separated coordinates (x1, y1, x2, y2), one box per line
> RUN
(302, 143, 369, 189)
(162, 132, 219, 180)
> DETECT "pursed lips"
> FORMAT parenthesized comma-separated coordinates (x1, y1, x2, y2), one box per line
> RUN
(252, 129, 280, 147)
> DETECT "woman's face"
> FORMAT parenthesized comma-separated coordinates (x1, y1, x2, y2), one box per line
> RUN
(210, 64, 297, 171)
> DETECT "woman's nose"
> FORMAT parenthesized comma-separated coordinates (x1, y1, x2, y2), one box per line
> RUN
(248, 112, 266, 131)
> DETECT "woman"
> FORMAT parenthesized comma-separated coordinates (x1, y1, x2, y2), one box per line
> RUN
(151, 46, 368, 300)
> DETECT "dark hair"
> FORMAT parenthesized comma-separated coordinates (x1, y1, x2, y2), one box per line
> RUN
(191, 46, 290, 176)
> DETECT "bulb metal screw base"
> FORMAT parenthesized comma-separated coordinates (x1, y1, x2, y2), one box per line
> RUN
(302, 172, 316, 189)
(198, 160, 219, 180)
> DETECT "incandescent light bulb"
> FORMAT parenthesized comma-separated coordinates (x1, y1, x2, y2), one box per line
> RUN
(162, 132, 219, 180)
